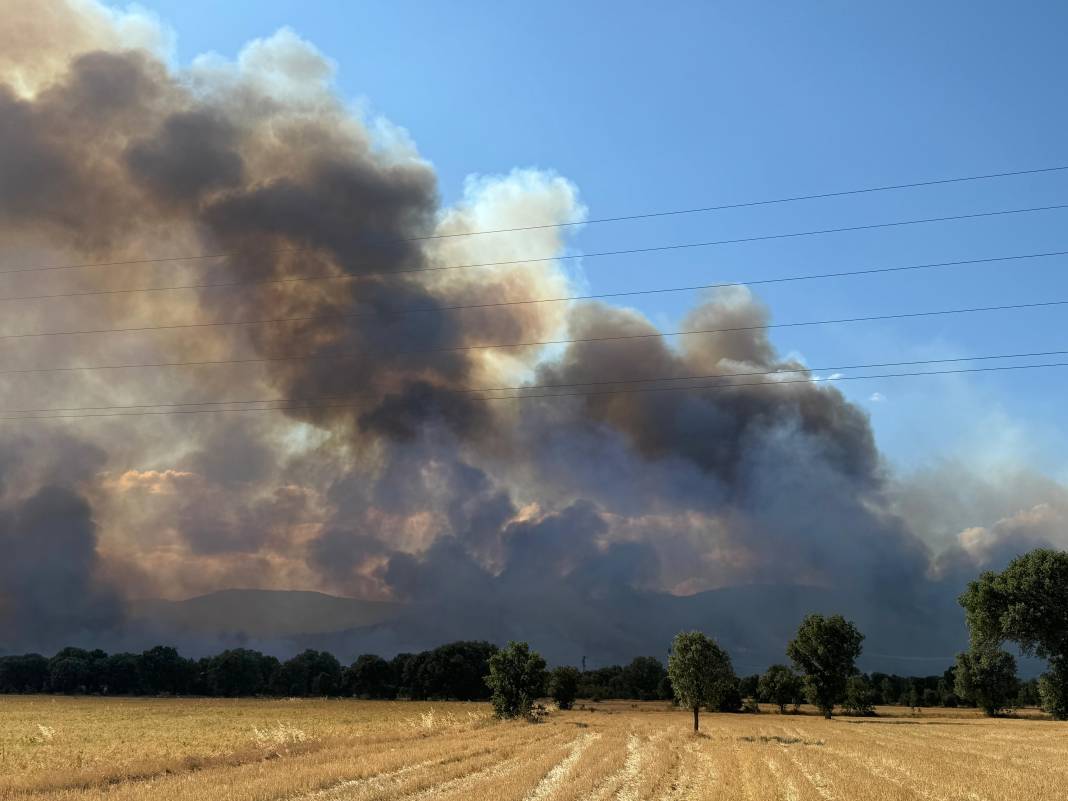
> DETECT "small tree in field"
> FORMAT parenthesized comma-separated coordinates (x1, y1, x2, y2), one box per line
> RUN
(954, 647, 1017, 716)
(548, 666, 580, 710)
(786, 614, 864, 718)
(668, 631, 734, 732)
(758, 664, 802, 713)
(485, 642, 547, 719)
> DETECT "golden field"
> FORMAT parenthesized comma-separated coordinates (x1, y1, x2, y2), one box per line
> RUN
(0, 697, 1064, 800)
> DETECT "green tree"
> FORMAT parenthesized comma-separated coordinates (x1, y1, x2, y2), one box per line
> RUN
(958, 548, 1068, 719)
(758, 664, 802, 713)
(842, 676, 877, 716)
(345, 654, 395, 699)
(405, 642, 498, 701)
(1038, 662, 1068, 720)
(954, 647, 1017, 716)
(786, 614, 864, 718)
(139, 646, 193, 695)
(667, 631, 735, 732)
(485, 641, 547, 719)
(273, 650, 341, 696)
(548, 666, 580, 710)
(205, 649, 278, 696)
(622, 657, 667, 701)
(0, 654, 48, 693)
(103, 653, 142, 695)
(48, 650, 89, 694)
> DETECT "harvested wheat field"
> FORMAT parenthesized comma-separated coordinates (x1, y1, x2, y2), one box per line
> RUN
(1, 697, 1064, 800)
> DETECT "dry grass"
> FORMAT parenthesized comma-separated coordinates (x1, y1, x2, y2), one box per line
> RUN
(1, 697, 1064, 800)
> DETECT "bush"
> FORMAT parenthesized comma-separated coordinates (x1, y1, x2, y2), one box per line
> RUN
(548, 666, 580, 710)
(485, 642, 547, 719)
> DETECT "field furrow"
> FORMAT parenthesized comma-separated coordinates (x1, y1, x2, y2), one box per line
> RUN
(3, 699, 1066, 801)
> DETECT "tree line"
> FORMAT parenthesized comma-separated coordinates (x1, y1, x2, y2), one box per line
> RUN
(3, 548, 1065, 725)
(0, 642, 500, 699)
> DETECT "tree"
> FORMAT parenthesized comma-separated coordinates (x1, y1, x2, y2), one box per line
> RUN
(140, 646, 193, 695)
(273, 650, 341, 696)
(205, 649, 278, 696)
(622, 657, 667, 701)
(842, 676, 877, 716)
(103, 653, 142, 695)
(958, 548, 1068, 719)
(758, 664, 802, 713)
(485, 641, 547, 719)
(712, 678, 743, 712)
(667, 631, 735, 732)
(577, 665, 625, 700)
(0, 654, 48, 693)
(786, 614, 864, 718)
(345, 654, 395, 699)
(415, 641, 498, 701)
(1038, 662, 1068, 720)
(48, 649, 90, 694)
(954, 648, 1018, 716)
(548, 666, 580, 710)
(389, 653, 418, 698)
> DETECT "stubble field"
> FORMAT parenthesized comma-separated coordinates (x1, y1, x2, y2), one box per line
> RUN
(1, 697, 1064, 800)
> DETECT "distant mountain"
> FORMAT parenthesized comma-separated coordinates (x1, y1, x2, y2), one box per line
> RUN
(125, 583, 974, 675)
(128, 589, 401, 640)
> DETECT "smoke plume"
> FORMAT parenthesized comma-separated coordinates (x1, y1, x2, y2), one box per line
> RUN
(0, 1, 1062, 669)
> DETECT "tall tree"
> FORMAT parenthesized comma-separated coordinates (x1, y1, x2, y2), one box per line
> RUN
(485, 641, 547, 719)
(954, 647, 1018, 716)
(786, 614, 864, 718)
(667, 631, 735, 732)
(958, 548, 1068, 719)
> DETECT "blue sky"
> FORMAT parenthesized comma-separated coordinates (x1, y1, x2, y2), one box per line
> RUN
(133, 0, 1068, 475)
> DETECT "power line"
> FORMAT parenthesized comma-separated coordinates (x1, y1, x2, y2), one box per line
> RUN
(0, 296, 1065, 346)
(4, 166, 1068, 276)
(1, 247, 1065, 307)
(3, 201, 1067, 279)
(7, 349, 1068, 415)
(415, 165, 1068, 240)
(6, 361, 1066, 421)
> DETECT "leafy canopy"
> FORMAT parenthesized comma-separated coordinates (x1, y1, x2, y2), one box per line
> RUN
(954, 647, 1018, 716)
(786, 613, 864, 717)
(959, 549, 1068, 659)
(485, 641, 547, 719)
(758, 664, 802, 713)
(548, 666, 580, 710)
(668, 631, 735, 730)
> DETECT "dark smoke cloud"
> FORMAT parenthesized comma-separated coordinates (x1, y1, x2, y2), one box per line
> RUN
(0, 430, 121, 652)
(0, 1, 1063, 668)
